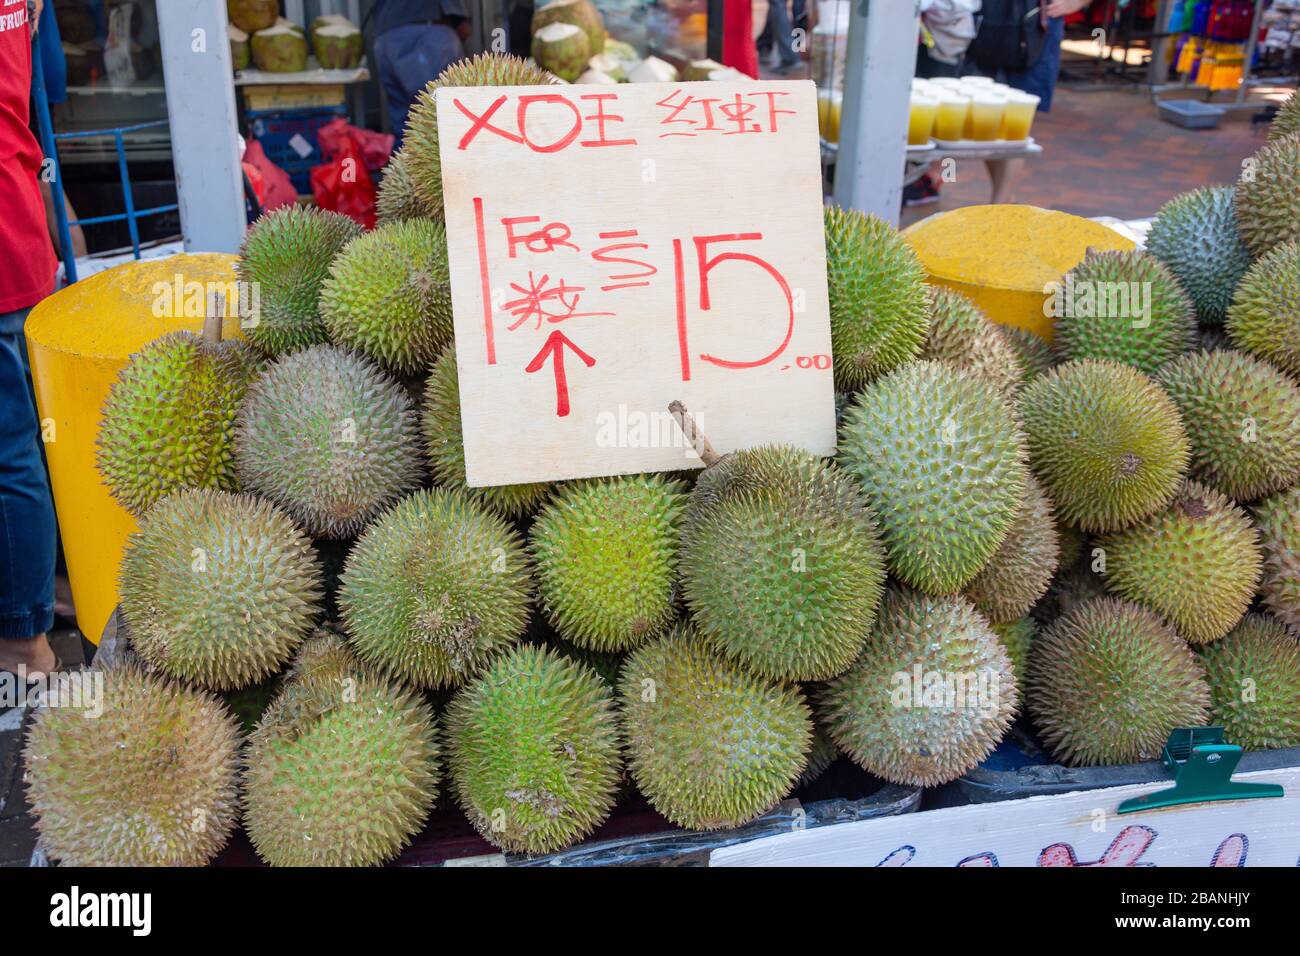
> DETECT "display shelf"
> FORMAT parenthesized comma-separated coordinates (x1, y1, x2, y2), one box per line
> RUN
(234, 59, 370, 87)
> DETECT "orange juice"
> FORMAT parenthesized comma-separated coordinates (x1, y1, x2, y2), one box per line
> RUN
(969, 93, 1006, 140)
(1000, 92, 1039, 140)
(817, 91, 842, 142)
(908, 94, 939, 145)
(934, 94, 970, 141)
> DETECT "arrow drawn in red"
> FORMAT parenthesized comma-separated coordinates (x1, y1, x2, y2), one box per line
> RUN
(525, 330, 596, 418)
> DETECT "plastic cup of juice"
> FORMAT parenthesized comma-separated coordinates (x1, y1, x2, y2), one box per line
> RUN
(961, 75, 996, 86)
(817, 91, 842, 143)
(969, 92, 1006, 140)
(929, 77, 965, 89)
(908, 94, 939, 145)
(1000, 92, 1040, 140)
(933, 93, 970, 141)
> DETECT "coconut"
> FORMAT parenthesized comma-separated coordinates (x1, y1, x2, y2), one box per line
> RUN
(228, 0, 277, 34)
(532, 0, 605, 55)
(229, 25, 250, 71)
(682, 58, 725, 81)
(532, 22, 590, 83)
(628, 55, 678, 83)
(586, 53, 626, 81)
(251, 21, 309, 73)
(577, 67, 619, 84)
(311, 15, 363, 69)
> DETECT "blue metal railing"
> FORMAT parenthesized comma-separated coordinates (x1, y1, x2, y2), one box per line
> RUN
(30, 38, 179, 284)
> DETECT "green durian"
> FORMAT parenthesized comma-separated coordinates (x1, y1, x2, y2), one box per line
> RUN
(920, 286, 1023, 396)
(964, 475, 1061, 624)
(1235, 132, 1300, 257)
(448, 644, 621, 854)
(1027, 597, 1210, 766)
(376, 149, 429, 225)
(24, 664, 240, 866)
(998, 324, 1055, 385)
(338, 488, 534, 690)
(1254, 485, 1300, 629)
(236, 344, 422, 538)
(235, 205, 362, 356)
(992, 616, 1037, 691)
(1199, 613, 1300, 752)
(119, 489, 323, 690)
(1270, 90, 1300, 142)
(818, 589, 1018, 787)
(1018, 359, 1190, 533)
(1226, 239, 1300, 377)
(1156, 349, 1300, 502)
(620, 626, 812, 829)
(97, 330, 263, 516)
(823, 205, 930, 390)
(1052, 249, 1195, 374)
(794, 726, 840, 790)
(838, 361, 1028, 593)
(1145, 186, 1251, 325)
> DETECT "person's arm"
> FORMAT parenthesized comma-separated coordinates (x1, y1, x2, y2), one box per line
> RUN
(28, 0, 44, 30)
(1042, 0, 1092, 21)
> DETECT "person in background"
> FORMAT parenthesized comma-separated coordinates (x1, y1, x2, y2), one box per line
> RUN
(1004, 0, 1094, 111)
(368, 0, 471, 146)
(761, 0, 800, 74)
(0, 0, 59, 680)
(969, 0, 1093, 112)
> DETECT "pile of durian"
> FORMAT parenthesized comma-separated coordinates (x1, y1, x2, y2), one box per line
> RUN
(22, 66, 1300, 867)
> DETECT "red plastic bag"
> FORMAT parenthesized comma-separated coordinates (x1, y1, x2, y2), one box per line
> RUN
(316, 117, 394, 172)
(310, 138, 377, 230)
(243, 138, 297, 212)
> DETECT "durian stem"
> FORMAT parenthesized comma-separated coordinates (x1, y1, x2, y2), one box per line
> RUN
(668, 400, 721, 467)
(203, 290, 225, 346)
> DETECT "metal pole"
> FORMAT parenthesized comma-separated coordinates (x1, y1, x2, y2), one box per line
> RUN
(156, 0, 247, 253)
(707, 0, 725, 63)
(832, 0, 920, 224)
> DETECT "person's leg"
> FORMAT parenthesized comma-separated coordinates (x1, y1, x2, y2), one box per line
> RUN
(768, 0, 798, 69)
(1002, 16, 1066, 110)
(374, 24, 467, 147)
(0, 307, 56, 678)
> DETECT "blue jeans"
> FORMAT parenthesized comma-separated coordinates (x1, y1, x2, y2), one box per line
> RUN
(1002, 15, 1066, 112)
(373, 23, 465, 148)
(0, 307, 55, 639)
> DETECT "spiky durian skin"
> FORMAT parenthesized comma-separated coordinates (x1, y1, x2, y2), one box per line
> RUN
(964, 475, 1060, 624)
(1027, 597, 1211, 766)
(448, 644, 621, 853)
(236, 344, 422, 538)
(839, 361, 1028, 593)
(818, 590, 1018, 788)
(794, 726, 840, 790)
(999, 324, 1055, 386)
(1271, 91, 1300, 143)
(376, 149, 429, 225)
(1236, 132, 1300, 257)
(1199, 613, 1300, 751)
(24, 665, 240, 866)
(1156, 349, 1300, 502)
(1254, 486, 1300, 629)
(235, 205, 362, 356)
(421, 344, 551, 519)
(338, 488, 534, 690)
(823, 205, 930, 390)
(620, 628, 812, 830)
(96, 331, 263, 516)
(992, 616, 1037, 691)
(1019, 359, 1190, 533)
(920, 287, 1022, 396)
(679, 446, 886, 681)
(1226, 240, 1300, 377)
(243, 654, 440, 867)
(1146, 187, 1251, 326)
(119, 489, 324, 690)
(403, 53, 555, 216)
(1052, 249, 1195, 374)
(1098, 480, 1261, 645)
(531, 475, 686, 653)
(318, 219, 453, 375)
(1033, 559, 1108, 626)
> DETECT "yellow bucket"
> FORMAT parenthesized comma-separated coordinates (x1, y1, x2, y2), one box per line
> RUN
(24, 253, 246, 644)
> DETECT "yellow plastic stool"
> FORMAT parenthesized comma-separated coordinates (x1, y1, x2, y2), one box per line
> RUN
(25, 253, 246, 644)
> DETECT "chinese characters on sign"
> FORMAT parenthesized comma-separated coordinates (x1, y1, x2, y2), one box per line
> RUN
(436, 81, 835, 487)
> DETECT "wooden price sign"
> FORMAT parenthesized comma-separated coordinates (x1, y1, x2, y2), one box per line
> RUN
(435, 80, 836, 486)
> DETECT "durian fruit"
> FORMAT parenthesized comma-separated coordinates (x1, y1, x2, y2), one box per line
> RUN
(679, 445, 886, 681)
(794, 726, 840, 790)
(1254, 486, 1300, 628)
(531, 22, 590, 82)
(963, 475, 1060, 624)
(338, 488, 534, 690)
(376, 149, 428, 225)
(236, 345, 422, 538)
(919, 286, 1022, 396)
(838, 361, 1028, 593)
(531, 475, 686, 653)
(243, 638, 440, 867)
(1199, 613, 1300, 751)
(1098, 480, 1261, 645)
(620, 627, 812, 829)
(1145, 187, 1251, 325)
(448, 644, 620, 854)
(318, 219, 453, 375)
(1032, 558, 1108, 627)
(999, 324, 1055, 385)
(823, 205, 930, 390)
(97, 329, 263, 516)
(1156, 349, 1300, 502)
(547, 636, 625, 691)
(1019, 359, 1190, 533)
(421, 344, 552, 519)
(24, 664, 240, 866)
(1052, 249, 1195, 375)
(1056, 520, 1087, 571)
(236, 198, 361, 357)
(818, 589, 1018, 787)
(1226, 240, 1300, 377)
(992, 616, 1037, 690)
(403, 54, 554, 218)
(1027, 597, 1211, 766)
(532, 0, 605, 55)
(119, 489, 323, 690)
(1271, 90, 1300, 143)
(1235, 132, 1300, 257)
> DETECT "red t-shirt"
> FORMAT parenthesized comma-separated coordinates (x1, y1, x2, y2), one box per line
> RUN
(0, 1, 56, 314)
